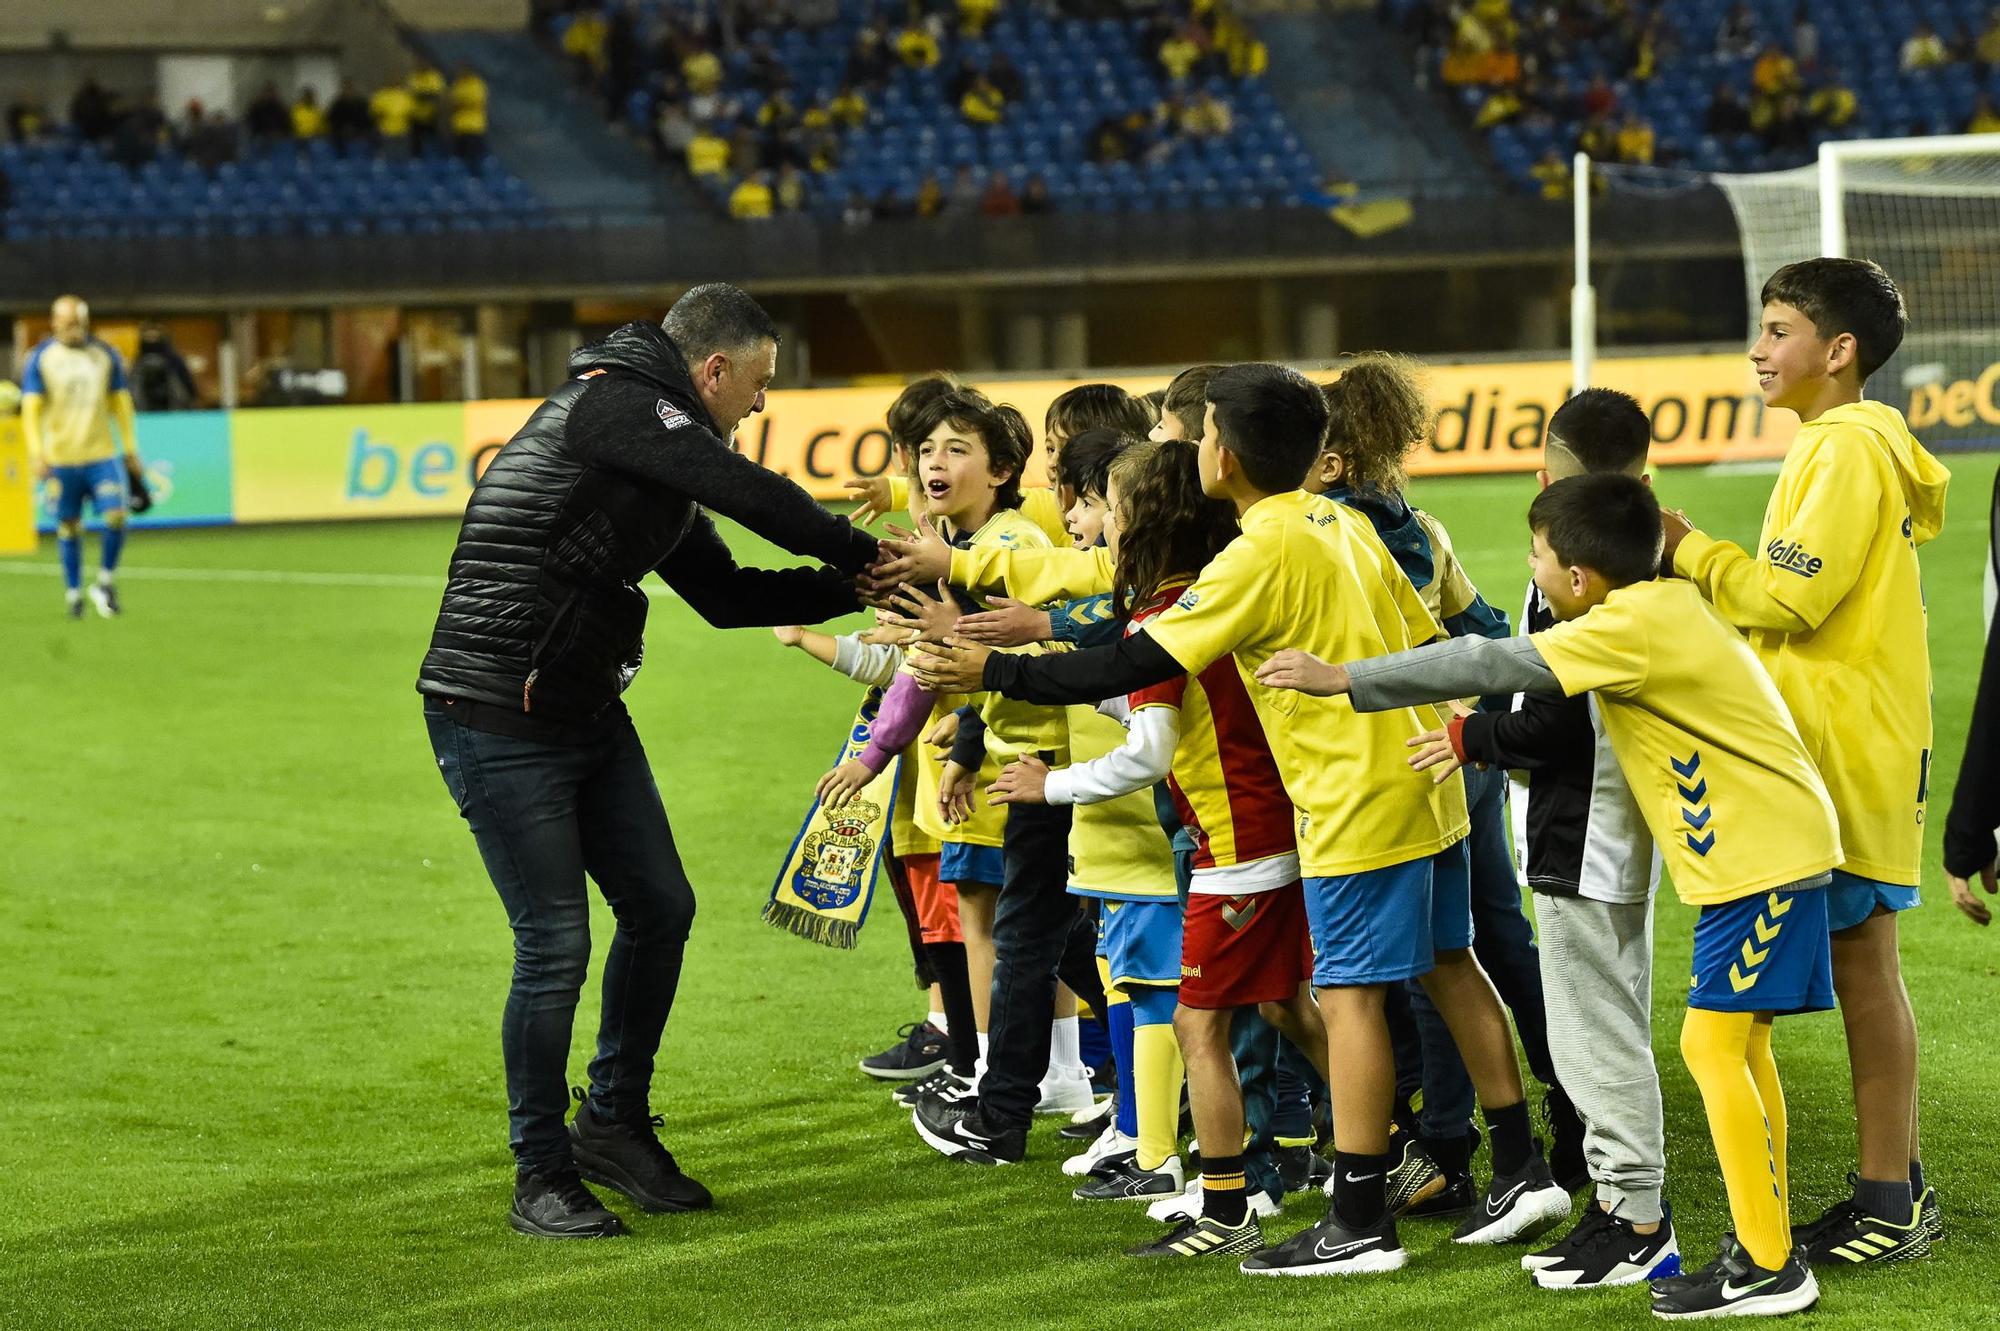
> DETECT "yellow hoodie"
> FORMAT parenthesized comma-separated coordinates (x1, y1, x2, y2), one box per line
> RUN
(1674, 400, 1951, 885)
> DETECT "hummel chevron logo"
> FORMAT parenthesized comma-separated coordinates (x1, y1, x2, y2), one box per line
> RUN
(1686, 830, 1716, 856)
(1729, 962, 1756, 993)
(1670, 752, 1702, 779)
(1754, 914, 1781, 945)
(1221, 897, 1257, 930)
(1682, 806, 1713, 831)
(1740, 938, 1770, 968)
(1672, 751, 1714, 856)
(1676, 778, 1708, 803)
(1765, 892, 1792, 917)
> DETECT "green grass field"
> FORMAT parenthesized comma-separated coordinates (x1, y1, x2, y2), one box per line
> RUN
(2, 460, 1996, 1330)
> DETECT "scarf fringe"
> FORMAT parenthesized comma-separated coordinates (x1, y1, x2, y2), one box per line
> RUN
(761, 899, 860, 950)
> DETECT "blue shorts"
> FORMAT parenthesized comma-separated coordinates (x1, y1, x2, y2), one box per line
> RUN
(939, 840, 1004, 890)
(1827, 869, 1921, 934)
(1304, 842, 1470, 987)
(1096, 897, 1183, 989)
(50, 458, 127, 524)
(1688, 879, 1834, 1015)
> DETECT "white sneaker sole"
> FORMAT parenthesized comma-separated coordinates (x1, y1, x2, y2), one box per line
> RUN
(1652, 1271, 1819, 1319)
(860, 1057, 946, 1081)
(1035, 1086, 1101, 1115)
(1535, 1247, 1680, 1290)
(909, 1108, 1015, 1165)
(1454, 1184, 1572, 1245)
(1240, 1246, 1408, 1277)
(1148, 1187, 1282, 1224)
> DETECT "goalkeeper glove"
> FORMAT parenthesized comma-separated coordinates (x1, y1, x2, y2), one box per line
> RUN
(125, 457, 154, 514)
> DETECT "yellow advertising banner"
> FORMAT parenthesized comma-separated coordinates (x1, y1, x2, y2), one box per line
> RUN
(0, 417, 33, 553)
(232, 404, 472, 522)
(462, 352, 1793, 501)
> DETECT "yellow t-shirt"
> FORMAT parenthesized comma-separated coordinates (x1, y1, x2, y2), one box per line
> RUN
(291, 101, 327, 138)
(686, 134, 730, 177)
(1674, 401, 1950, 885)
(449, 75, 489, 135)
(957, 509, 1071, 766)
(1065, 704, 1176, 899)
(891, 734, 941, 859)
(407, 67, 446, 125)
(1142, 491, 1467, 877)
(1531, 579, 1843, 905)
(729, 179, 775, 219)
(21, 338, 128, 466)
(370, 85, 414, 137)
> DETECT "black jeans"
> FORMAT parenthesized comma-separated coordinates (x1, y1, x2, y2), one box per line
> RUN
(425, 702, 697, 1171)
(978, 796, 1073, 1131)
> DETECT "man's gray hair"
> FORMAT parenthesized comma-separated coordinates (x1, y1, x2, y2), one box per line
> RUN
(662, 283, 780, 363)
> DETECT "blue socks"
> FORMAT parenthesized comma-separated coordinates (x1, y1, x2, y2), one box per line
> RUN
(101, 522, 125, 574)
(1128, 985, 1178, 1028)
(1109, 998, 1138, 1139)
(59, 535, 82, 592)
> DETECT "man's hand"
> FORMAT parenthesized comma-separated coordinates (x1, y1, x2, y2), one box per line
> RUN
(1254, 649, 1350, 697)
(772, 624, 804, 648)
(881, 579, 960, 641)
(988, 755, 1050, 806)
(815, 757, 875, 809)
(844, 476, 895, 526)
(911, 637, 992, 693)
(1406, 727, 1467, 784)
(955, 595, 1052, 648)
(939, 759, 976, 824)
(1949, 860, 1998, 926)
(1659, 507, 1694, 569)
(872, 513, 953, 586)
(923, 710, 960, 749)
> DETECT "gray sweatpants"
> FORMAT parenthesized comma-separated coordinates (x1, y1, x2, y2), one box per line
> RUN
(1534, 891, 1666, 1224)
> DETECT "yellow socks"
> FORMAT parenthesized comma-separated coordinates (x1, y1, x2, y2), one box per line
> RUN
(1681, 1007, 1791, 1270)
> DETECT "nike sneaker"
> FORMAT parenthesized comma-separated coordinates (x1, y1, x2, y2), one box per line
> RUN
(1532, 1204, 1681, 1290)
(1650, 1237, 1818, 1319)
(911, 1097, 1025, 1165)
(1059, 1095, 1115, 1139)
(1523, 1200, 1615, 1272)
(1452, 1144, 1572, 1245)
(1125, 1214, 1265, 1259)
(1385, 1129, 1447, 1215)
(859, 1021, 948, 1081)
(1238, 1203, 1407, 1277)
(1074, 1155, 1185, 1202)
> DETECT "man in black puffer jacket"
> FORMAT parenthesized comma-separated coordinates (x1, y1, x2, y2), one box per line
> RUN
(418, 284, 878, 1239)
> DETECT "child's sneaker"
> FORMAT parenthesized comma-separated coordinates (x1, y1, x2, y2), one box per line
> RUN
(1125, 1214, 1264, 1259)
(1061, 1123, 1137, 1178)
(1147, 1178, 1282, 1224)
(1533, 1205, 1681, 1290)
(1918, 1184, 1942, 1243)
(1385, 1128, 1447, 1214)
(1073, 1155, 1184, 1202)
(1238, 1202, 1406, 1276)
(1649, 1237, 1817, 1319)
(859, 1021, 948, 1081)
(1452, 1145, 1571, 1245)
(1799, 1196, 1930, 1266)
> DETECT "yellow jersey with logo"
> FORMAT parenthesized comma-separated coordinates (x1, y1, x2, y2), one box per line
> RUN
(1674, 400, 1949, 885)
(1064, 703, 1176, 899)
(21, 338, 128, 466)
(955, 508, 1070, 766)
(1531, 579, 1843, 906)
(1141, 491, 1468, 877)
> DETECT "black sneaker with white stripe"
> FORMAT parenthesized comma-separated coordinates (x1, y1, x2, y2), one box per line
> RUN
(1650, 1237, 1818, 1320)
(1238, 1204, 1407, 1276)
(1126, 1215, 1265, 1258)
(859, 1021, 948, 1081)
(1073, 1156, 1184, 1202)
(1532, 1204, 1681, 1290)
(910, 1096, 1024, 1165)
(1452, 1143, 1572, 1244)
(893, 1067, 970, 1108)
(1799, 1197, 1930, 1266)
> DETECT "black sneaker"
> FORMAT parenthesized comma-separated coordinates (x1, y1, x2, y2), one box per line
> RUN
(1060, 1094, 1115, 1139)
(1074, 1155, 1184, 1202)
(1544, 1089, 1589, 1193)
(1799, 1196, 1930, 1266)
(1533, 1204, 1681, 1290)
(1918, 1184, 1942, 1243)
(89, 580, 119, 618)
(1404, 1173, 1475, 1218)
(1523, 1199, 1616, 1272)
(509, 1166, 628, 1239)
(1650, 1238, 1818, 1319)
(1239, 1202, 1407, 1276)
(1126, 1214, 1265, 1258)
(65, 592, 83, 619)
(568, 1094, 713, 1213)
(1386, 1129, 1447, 1215)
(1277, 1143, 1333, 1195)
(911, 1097, 1025, 1165)
(1452, 1143, 1572, 1244)
(859, 1021, 948, 1081)
(893, 1066, 970, 1108)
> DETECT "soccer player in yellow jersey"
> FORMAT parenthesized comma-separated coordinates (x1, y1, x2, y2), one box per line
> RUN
(1268, 474, 1839, 1319)
(22, 294, 143, 618)
(1662, 259, 1949, 1263)
(901, 364, 1562, 1275)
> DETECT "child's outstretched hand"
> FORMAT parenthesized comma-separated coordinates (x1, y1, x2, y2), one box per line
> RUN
(772, 625, 804, 648)
(988, 755, 1050, 806)
(1659, 506, 1695, 568)
(816, 758, 875, 809)
(938, 759, 976, 824)
(1255, 650, 1350, 697)
(955, 595, 1051, 648)
(911, 638, 992, 693)
(872, 513, 953, 586)
(1406, 727, 1466, 784)
(845, 476, 895, 526)
(924, 711, 961, 749)
(882, 579, 960, 641)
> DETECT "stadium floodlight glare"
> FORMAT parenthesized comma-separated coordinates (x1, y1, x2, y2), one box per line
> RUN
(1573, 134, 2000, 404)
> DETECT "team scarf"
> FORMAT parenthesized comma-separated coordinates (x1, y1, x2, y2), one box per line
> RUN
(763, 686, 899, 949)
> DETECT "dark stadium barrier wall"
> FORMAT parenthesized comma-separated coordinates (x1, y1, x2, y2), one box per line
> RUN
(51, 345, 2000, 532)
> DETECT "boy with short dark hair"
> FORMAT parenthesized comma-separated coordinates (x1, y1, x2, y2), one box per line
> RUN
(1662, 257, 1950, 1263)
(1264, 473, 1841, 1319)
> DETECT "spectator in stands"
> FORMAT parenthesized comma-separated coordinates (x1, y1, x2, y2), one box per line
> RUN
(960, 74, 1005, 127)
(329, 80, 372, 147)
(1978, 8, 2000, 75)
(828, 83, 868, 129)
(70, 75, 118, 142)
(1808, 69, 1857, 131)
(1901, 21, 1948, 72)
(946, 164, 985, 215)
(450, 65, 490, 161)
(915, 172, 945, 219)
(7, 97, 48, 143)
(1614, 112, 1655, 165)
(1792, 3, 1820, 70)
(1969, 92, 2000, 133)
(290, 87, 327, 141)
(1580, 74, 1617, 120)
(896, 20, 942, 70)
(805, 129, 840, 173)
(989, 52, 1026, 102)
(847, 23, 893, 89)
(747, 37, 790, 97)
(246, 82, 290, 142)
(683, 41, 725, 97)
(1218, 10, 1269, 79)
(1475, 85, 1523, 131)
(1577, 114, 1615, 161)
(371, 78, 417, 157)
(656, 96, 697, 159)
(687, 122, 731, 178)
(1751, 44, 1800, 99)
(109, 95, 168, 170)
(959, 0, 999, 40)
(1756, 92, 1809, 153)
(1715, 3, 1758, 59)
(980, 171, 1021, 215)
(185, 104, 239, 173)
(730, 170, 775, 219)
(843, 188, 873, 228)
(1160, 24, 1206, 83)
(1183, 89, 1233, 137)
(757, 89, 800, 133)
(1530, 149, 1569, 200)
(1706, 81, 1752, 137)
(409, 61, 447, 154)
(774, 161, 809, 212)
(1092, 110, 1135, 163)
(1021, 174, 1054, 215)
(563, 8, 610, 83)
(133, 325, 199, 412)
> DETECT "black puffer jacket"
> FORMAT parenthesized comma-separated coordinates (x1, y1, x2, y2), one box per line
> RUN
(417, 321, 876, 734)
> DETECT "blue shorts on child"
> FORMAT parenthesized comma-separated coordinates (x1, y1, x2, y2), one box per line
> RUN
(939, 840, 1005, 889)
(1096, 897, 1184, 989)
(1826, 868, 1921, 934)
(1302, 838, 1473, 987)
(1688, 876, 1835, 1015)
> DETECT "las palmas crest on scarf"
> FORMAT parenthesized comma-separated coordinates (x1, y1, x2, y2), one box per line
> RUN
(792, 802, 881, 911)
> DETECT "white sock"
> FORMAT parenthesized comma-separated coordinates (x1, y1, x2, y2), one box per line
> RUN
(977, 1030, 989, 1057)
(1048, 1016, 1081, 1078)
(928, 1009, 948, 1033)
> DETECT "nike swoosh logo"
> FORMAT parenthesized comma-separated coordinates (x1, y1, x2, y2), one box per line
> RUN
(1312, 1238, 1376, 1261)
(1342, 1171, 1381, 1183)
(1628, 1247, 1657, 1262)
(1486, 1180, 1527, 1217)
(1722, 1276, 1777, 1299)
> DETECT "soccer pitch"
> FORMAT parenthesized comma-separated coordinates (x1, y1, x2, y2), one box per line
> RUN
(1, 460, 1995, 1330)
